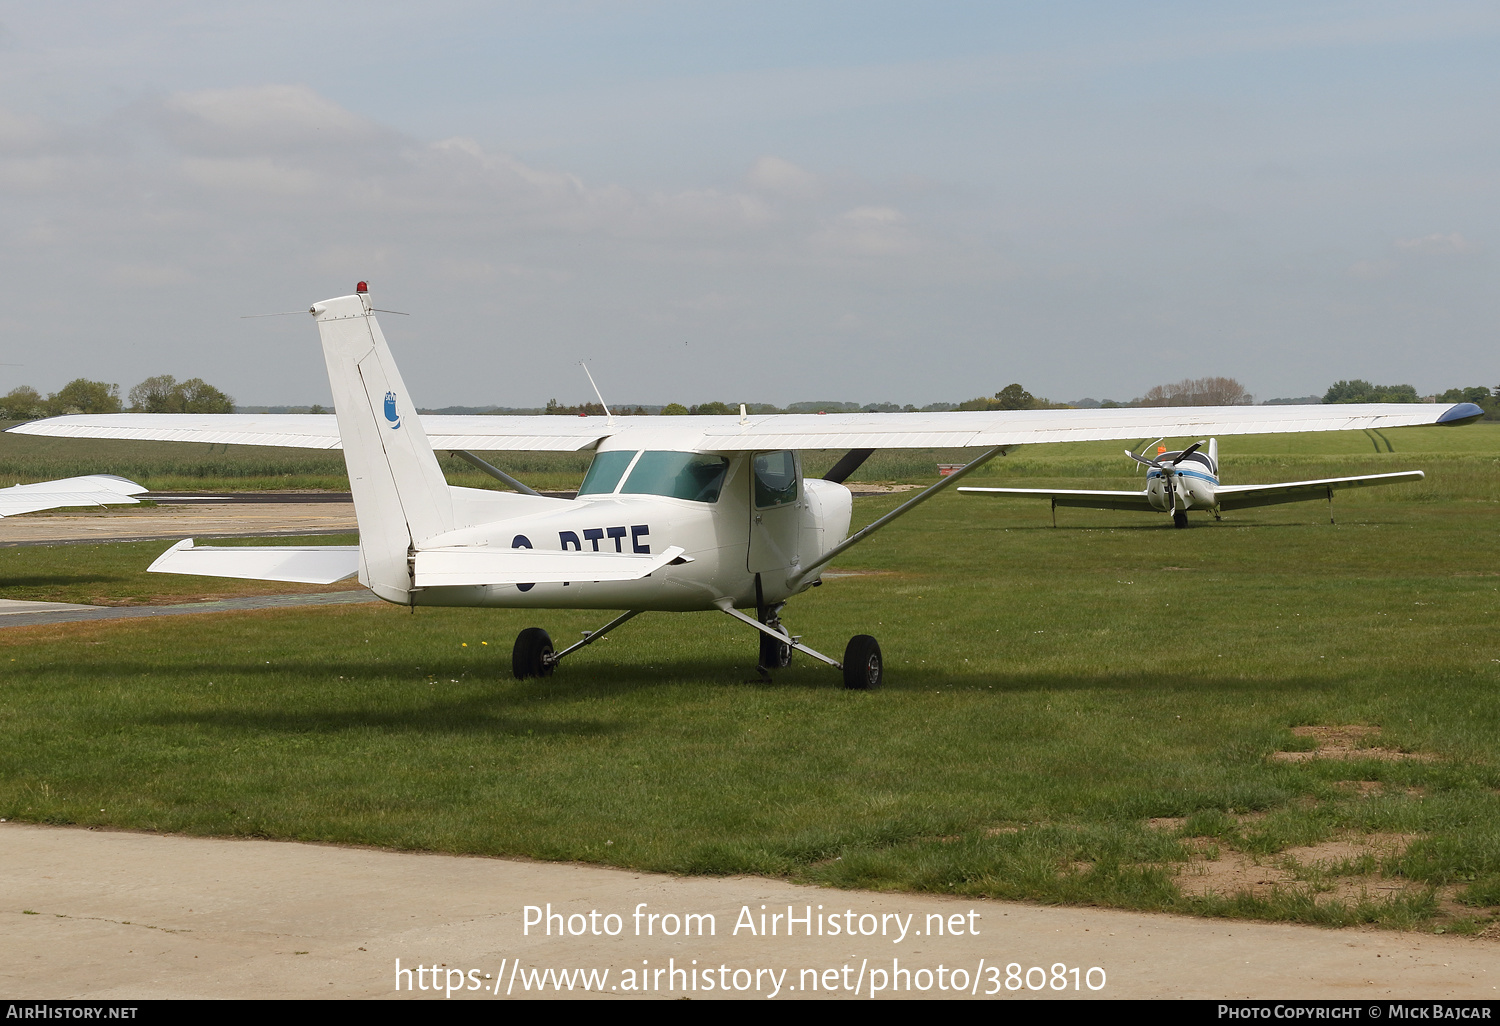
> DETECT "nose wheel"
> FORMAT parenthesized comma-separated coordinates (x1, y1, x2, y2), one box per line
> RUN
(719, 602, 876, 688)
(1172, 510, 1189, 529)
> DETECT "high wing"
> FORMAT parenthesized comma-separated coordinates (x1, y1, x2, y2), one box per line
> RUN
(1214, 471, 1425, 511)
(0, 474, 148, 517)
(956, 486, 1155, 511)
(6, 402, 1485, 453)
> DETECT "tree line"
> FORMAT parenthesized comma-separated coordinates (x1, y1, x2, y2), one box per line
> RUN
(0, 375, 234, 420)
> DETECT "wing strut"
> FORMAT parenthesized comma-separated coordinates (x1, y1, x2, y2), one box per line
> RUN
(822, 448, 875, 484)
(788, 445, 1007, 589)
(447, 450, 542, 496)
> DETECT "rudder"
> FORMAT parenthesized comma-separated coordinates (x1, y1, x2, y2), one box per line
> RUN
(312, 287, 453, 602)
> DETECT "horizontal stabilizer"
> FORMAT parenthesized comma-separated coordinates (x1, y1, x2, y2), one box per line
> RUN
(957, 486, 1155, 512)
(0, 474, 148, 517)
(414, 545, 687, 588)
(1215, 471, 1424, 511)
(149, 539, 361, 584)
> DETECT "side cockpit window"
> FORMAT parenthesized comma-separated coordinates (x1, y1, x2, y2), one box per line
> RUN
(753, 450, 798, 508)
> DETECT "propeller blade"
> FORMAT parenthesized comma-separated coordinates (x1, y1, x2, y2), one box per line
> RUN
(1125, 449, 1160, 468)
(1170, 441, 1204, 465)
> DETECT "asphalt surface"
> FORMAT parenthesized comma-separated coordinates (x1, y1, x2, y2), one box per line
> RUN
(0, 590, 378, 629)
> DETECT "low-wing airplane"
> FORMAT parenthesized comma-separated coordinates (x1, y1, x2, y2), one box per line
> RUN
(957, 438, 1424, 527)
(0, 474, 148, 517)
(9, 284, 1485, 687)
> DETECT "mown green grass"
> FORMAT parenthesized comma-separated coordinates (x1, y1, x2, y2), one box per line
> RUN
(1, 429, 1497, 931)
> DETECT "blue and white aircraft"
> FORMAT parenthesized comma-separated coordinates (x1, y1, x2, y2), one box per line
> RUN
(9, 285, 1481, 686)
(959, 437, 1424, 527)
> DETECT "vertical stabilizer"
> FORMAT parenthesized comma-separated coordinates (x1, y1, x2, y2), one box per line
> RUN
(1208, 437, 1219, 476)
(312, 288, 453, 602)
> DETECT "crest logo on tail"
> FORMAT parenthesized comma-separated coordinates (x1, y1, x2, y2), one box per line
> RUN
(384, 391, 401, 430)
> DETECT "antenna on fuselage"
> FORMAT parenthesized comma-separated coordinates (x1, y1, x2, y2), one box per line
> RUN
(580, 361, 614, 427)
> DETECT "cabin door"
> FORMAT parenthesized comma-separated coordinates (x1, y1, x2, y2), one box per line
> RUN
(747, 450, 802, 573)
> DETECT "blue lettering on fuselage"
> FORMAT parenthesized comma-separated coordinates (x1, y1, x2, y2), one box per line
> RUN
(567, 526, 651, 554)
(512, 534, 534, 592)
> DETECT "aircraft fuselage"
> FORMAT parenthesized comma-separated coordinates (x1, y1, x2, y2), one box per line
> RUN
(403, 452, 854, 612)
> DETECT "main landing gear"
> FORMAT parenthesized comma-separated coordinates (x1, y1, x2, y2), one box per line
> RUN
(510, 605, 884, 689)
(511, 610, 641, 680)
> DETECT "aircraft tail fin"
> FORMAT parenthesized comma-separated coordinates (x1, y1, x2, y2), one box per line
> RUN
(313, 287, 454, 602)
(1208, 437, 1218, 474)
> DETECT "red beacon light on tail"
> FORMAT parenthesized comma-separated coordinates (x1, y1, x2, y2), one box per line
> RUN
(356, 281, 368, 293)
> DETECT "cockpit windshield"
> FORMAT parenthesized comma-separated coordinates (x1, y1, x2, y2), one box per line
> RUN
(577, 450, 635, 496)
(621, 451, 730, 503)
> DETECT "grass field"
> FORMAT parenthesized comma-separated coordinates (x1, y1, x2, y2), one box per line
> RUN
(0, 423, 1497, 934)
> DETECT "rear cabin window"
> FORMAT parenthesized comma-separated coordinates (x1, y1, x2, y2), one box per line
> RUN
(753, 450, 798, 508)
(577, 450, 636, 496)
(621, 451, 730, 503)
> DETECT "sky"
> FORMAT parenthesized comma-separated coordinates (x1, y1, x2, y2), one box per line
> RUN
(0, 1, 1495, 408)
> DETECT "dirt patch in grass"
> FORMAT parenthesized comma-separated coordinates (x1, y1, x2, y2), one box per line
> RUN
(1178, 848, 1294, 897)
(1176, 832, 1420, 903)
(1336, 782, 1430, 801)
(1270, 725, 1436, 763)
(1147, 817, 1186, 831)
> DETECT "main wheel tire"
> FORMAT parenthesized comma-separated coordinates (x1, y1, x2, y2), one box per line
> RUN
(1172, 510, 1189, 529)
(512, 627, 555, 679)
(758, 629, 792, 670)
(842, 635, 882, 690)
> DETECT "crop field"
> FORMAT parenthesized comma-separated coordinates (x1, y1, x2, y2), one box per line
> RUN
(0, 422, 1497, 934)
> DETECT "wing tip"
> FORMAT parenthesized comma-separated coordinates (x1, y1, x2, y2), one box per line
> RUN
(1437, 402, 1485, 425)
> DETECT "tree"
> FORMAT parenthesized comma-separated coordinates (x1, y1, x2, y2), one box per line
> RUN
(129, 375, 179, 412)
(660, 403, 689, 415)
(1438, 386, 1492, 405)
(46, 379, 121, 416)
(176, 378, 234, 413)
(1322, 380, 1419, 404)
(128, 374, 234, 413)
(0, 385, 45, 420)
(994, 383, 1035, 410)
(689, 401, 732, 416)
(1138, 377, 1251, 407)
(956, 383, 1052, 411)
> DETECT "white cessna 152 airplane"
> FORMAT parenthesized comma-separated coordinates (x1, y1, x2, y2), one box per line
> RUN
(958, 437, 1424, 527)
(9, 284, 1485, 688)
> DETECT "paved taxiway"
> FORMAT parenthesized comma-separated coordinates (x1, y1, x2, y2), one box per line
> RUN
(0, 493, 358, 546)
(0, 823, 1494, 1000)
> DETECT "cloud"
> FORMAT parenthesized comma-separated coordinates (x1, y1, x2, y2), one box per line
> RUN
(1395, 232, 1481, 255)
(156, 84, 387, 156)
(811, 206, 917, 256)
(745, 156, 821, 200)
